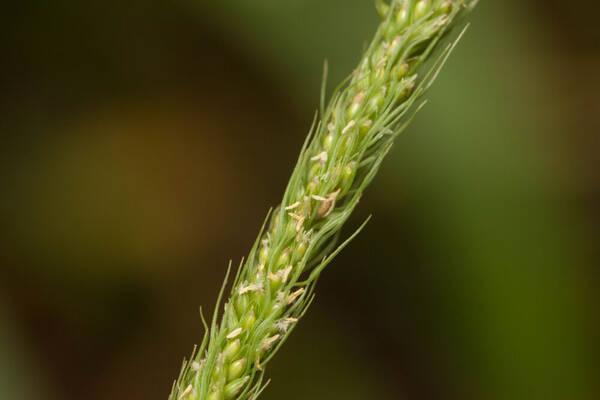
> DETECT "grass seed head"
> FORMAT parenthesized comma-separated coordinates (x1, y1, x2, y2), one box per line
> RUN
(170, 1, 476, 399)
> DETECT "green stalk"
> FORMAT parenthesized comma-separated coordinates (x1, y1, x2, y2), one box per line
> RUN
(170, 1, 477, 399)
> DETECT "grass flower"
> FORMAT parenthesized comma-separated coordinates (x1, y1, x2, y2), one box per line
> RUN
(170, 1, 477, 399)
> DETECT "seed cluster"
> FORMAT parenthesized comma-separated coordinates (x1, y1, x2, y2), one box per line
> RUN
(170, 1, 475, 399)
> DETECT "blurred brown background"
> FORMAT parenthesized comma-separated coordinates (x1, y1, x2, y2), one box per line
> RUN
(1, 1, 599, 399)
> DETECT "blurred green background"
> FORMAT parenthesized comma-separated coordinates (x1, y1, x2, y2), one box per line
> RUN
(1, 1, 599, 399)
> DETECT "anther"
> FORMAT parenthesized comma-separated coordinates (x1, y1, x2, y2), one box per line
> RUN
(238, 282, 263, 295)
(287, 288, 305, 304)
(261, 334, 280, 351)
(317, 189, 340, 218)
(226, 328, 242, 339)
(285, 201, 301, 211)
(288, 212, 303, 221)
(178, 385, 193, 400)
(191, 361, 202, 371)
(311, 152, 328, 162)
(342, 120, 356, 134)
(275, 317, 299, 333)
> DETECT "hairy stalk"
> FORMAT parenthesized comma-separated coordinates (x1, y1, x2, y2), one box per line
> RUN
(170, 1, 476, 399)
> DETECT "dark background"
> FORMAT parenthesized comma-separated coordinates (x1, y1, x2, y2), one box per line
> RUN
(1, 1, 599, 399)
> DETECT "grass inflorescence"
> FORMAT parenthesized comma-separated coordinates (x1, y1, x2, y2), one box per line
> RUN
(170, 1, 477, 399)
